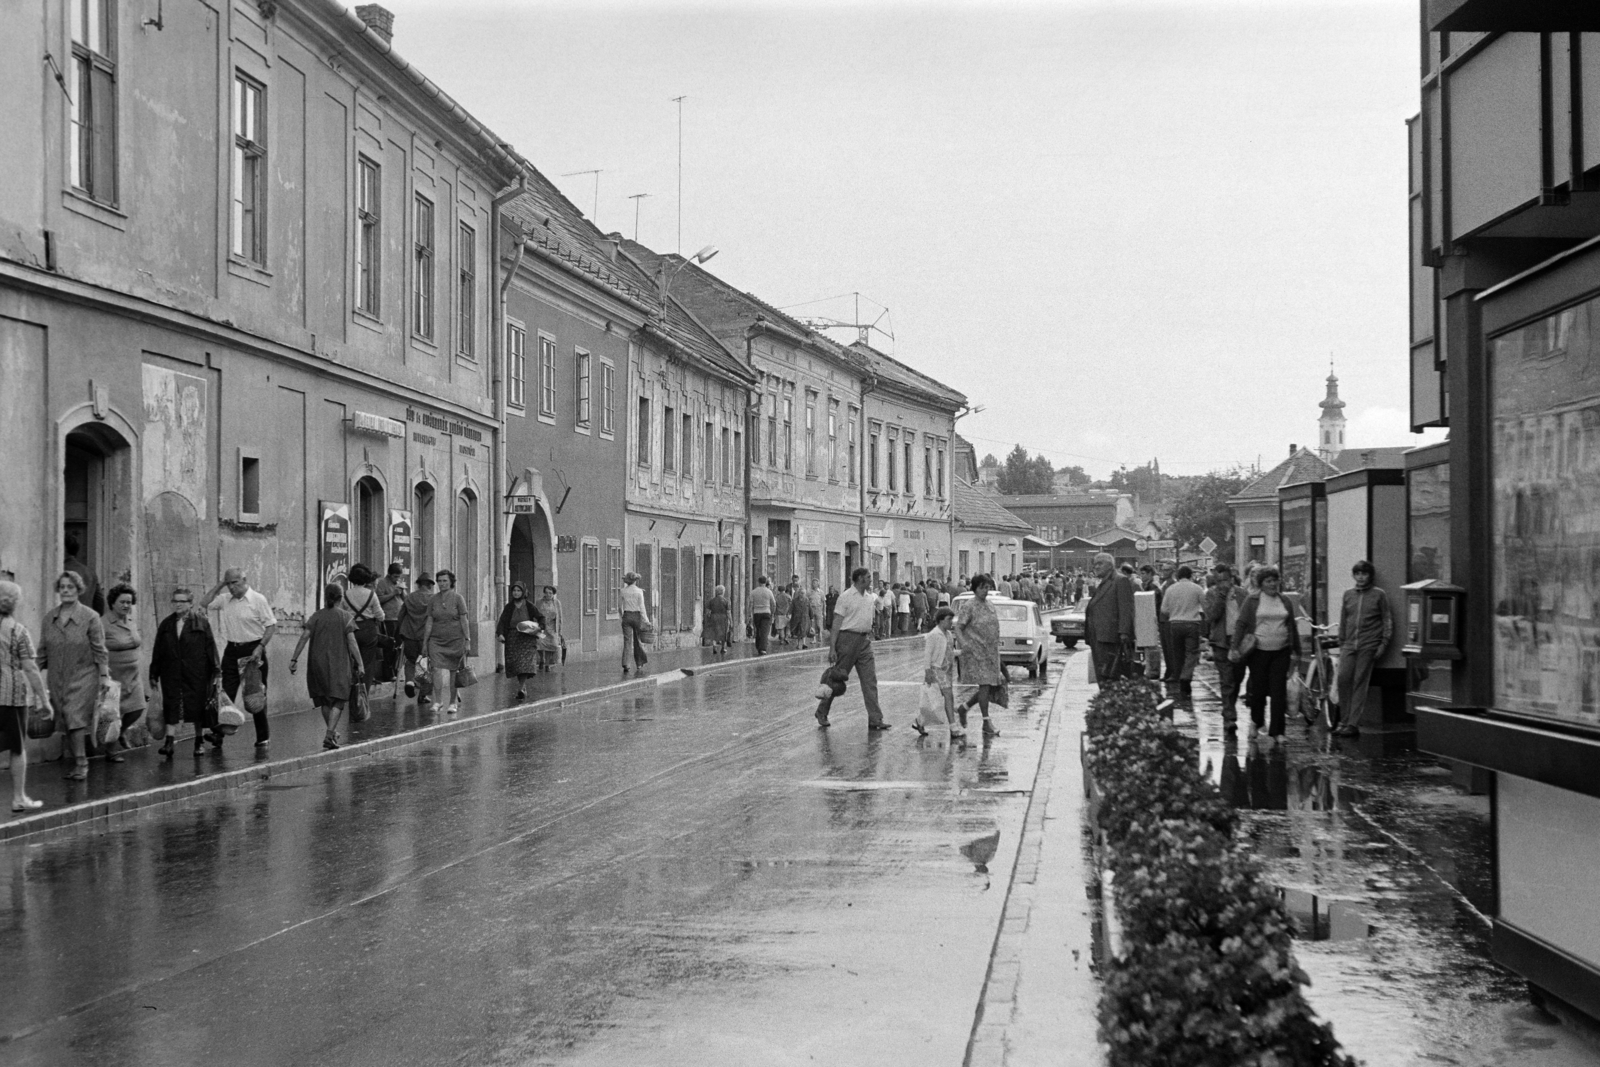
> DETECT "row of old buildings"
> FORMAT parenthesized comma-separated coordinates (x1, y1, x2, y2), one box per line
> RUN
(0, 0, 1035, 665)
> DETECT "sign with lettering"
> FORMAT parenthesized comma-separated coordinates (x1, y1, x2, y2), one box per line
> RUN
(1146, 539, 1177, 551)
(320, 501, 350, 588)
(388, 509, 413, 581)
(351, 411, 405, 437)
(507, 494, 537, 514)
(405, 406, 485, 443)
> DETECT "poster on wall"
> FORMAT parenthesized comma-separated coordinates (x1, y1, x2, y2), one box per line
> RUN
(320, 502, 350, 589)
(389, 509, 413, 582)
(1489, 297, 1600, 730)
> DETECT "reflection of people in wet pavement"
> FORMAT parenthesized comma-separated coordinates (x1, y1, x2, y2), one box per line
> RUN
(1240, 741, 1289, 810)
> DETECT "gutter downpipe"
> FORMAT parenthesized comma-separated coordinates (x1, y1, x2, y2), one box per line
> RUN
(492, 174, 528, 619)
(951, 403, 974, 584)
(858, 365, 878, 581)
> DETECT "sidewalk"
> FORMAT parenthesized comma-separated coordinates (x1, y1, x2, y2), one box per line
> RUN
(5, 634, 900, 842)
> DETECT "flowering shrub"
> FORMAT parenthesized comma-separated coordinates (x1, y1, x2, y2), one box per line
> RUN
(1085, 681, 1358, 1067)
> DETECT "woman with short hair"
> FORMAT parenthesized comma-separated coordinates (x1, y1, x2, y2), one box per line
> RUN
(421, 570, 473, 717)
(534, 585, 564, 672)
(1233, 565, 1302, 742)
(0, 581, 50, 810)
(953, 574, 1004, 737)
(290, 584, 364, 749)
(37, 571, 111, 780)
(100, 583, 147, 760)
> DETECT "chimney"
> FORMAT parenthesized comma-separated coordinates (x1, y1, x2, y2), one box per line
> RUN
(602, 232, 623, 262)
(355, 4, 394, 43)
(1289, 444, 1297, 457)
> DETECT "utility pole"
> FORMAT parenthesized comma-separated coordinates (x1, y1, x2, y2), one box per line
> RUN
(628, 193, 650, 242)
(672, 95, 686, 254)
(560, 169, 603, 227)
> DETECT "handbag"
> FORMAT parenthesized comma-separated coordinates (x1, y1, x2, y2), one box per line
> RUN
(639, 621, 656, 643)
(991, 678, 1010, 709)
(349, 681, 371, 723)
(455, 664, 479, 689)
(1230, 634, 1257, 664)
(25, 696, 54, 740)
(215, 681, 246, 733)
(93, 679, 122, 747)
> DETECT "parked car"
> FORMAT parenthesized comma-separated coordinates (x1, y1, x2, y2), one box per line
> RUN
(952, 594, 1050, 679)
(1050, 604, 1086, 648)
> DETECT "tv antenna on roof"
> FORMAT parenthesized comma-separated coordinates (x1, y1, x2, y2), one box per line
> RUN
(560, 169, 604, 226)
(627, 193, 651, 242)
(781, 292, 895, 348)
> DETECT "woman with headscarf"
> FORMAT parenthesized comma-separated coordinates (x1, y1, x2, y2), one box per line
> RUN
(952, 573, 1004, 738)
(100, 583, 147, 760)
(0, 581, 50, 810)
(496, 581, 545, 700)
(534, 585, 563, 672)
(36, 571, 111, 780)
(703, 584, 731, 655)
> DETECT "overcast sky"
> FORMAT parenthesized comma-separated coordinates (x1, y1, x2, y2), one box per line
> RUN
(393, 0, 1440, 478)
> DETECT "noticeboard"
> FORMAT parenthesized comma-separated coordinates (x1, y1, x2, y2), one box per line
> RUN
(320, 501, 350, 589)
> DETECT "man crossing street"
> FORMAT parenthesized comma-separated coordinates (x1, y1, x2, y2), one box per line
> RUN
(815, 567, 890, 731)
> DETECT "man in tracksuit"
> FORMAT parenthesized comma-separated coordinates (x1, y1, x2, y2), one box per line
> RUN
(1334, 560, 1393, 737)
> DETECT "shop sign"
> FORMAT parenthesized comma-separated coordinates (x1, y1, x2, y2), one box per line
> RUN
(556, 535, 578, 553)
(1146, 539, 1176, 551)
(351, 411, 405, 438)
(320, 501, 350, 587)
(405, 406, 485, 443)
(797, 523, 822, 547)
(389, 509, 413, 580)
(507, 494, 538, 514)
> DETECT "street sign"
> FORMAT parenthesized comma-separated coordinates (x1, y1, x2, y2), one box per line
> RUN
(1200, 536, 1218, 554)
(1146, 539, 1176, 551)
(1135, 539, 1148, 551)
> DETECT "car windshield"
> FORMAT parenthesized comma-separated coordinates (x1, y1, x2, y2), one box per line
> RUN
(994, 604, 1031, 622)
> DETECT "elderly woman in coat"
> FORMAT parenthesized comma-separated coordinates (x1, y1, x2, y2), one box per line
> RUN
(703, 585, 732, 655)
(149, 586, 220, 757)
(37, 570, 111, 780)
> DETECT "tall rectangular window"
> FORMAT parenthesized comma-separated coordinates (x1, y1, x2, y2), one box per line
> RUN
(766, 393, 778, 467)
(575, 351, 591, 428)
(539, 336, 556, 416)
(782, 398, 793, 471)
(601, 360, 615, 434)
(904, 438, 914, 496)
(682, 412, 694, 479)
(828, 400, 839, 480)
(887, 431, 898, 491)
(413, 195, 434, 339)
(69, 0, 117, 204)
(937, 442, 946, 497)
(732, 430, 743, 487)
(705, 420, 716, 485)
(230, 73, 266, 264)
(583, 542, 599, 615)
(637, 397, 651, 465)
(663, 404, 677, 472)
(608, 544, 623, 614)
(506, 324, 526, 408)
(804, 394, 816, 477)
(457, 223, 476, 357)
(356, 157, 380, 315)
(924, 442, 934, 498)
(868, 427, 879, 490)
(721, 427, 732, 485)
(848, 408, 859, 486)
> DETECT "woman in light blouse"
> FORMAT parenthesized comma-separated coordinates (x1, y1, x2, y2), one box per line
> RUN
(100, 583, 148, 761)
(619, 572, 651, 675)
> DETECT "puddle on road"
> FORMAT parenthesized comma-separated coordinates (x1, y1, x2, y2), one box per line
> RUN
(800, 779, 936, 791)
(1278, 887, 1376, 942)
(961, 830, 1000, 873)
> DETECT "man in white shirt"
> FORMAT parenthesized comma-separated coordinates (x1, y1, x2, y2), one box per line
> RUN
(1159, 565, 1207, 698)
(205, 568, 278, 747)
(817, 567, 889, 731)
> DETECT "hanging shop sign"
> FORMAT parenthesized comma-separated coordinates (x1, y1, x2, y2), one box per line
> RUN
(389, 509, 413, 580)
(320, 501, 351, 588)
(507, 494, 538, 515)
(350, 411, 405, 438)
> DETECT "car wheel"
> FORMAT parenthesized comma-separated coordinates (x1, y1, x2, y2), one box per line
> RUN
(1038, 650, 1049, 681)
(1027, 657, 1038, 679)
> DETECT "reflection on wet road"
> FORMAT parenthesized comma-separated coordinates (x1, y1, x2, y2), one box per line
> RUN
(1179, 661, 1600, 1067)
(0, 644, 1057, 1067)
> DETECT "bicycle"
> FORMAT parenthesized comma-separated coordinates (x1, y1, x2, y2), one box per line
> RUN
(1295, 623, 1341, 728)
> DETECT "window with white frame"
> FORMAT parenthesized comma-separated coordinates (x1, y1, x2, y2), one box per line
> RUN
(539, 335, 556, 417)
(600, 359, 615, 435)
(356, 157, 381, 315)
(583, 541, 599, 615)
(608, 543, 623, 614)
(506, 323, 526, 409)
(457, 223, 476, 357)
(413, 195, 434, 339)
(575, 351, 591, 429)
(230, 73, 266, 264)
(69, 0, 117, 205)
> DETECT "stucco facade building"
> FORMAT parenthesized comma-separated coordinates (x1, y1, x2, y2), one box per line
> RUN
(0, 1, 513, 668)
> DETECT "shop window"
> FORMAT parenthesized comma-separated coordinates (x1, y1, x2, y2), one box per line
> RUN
(660, 548, 678, 630)
(454, 490, 477, 609)
(357, 477, 386, 568)
(239, 451, 261, 524)
(413, 482, 435, 574)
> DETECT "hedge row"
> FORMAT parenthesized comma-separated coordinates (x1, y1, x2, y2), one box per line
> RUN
(1084, 680, 1358, 1067)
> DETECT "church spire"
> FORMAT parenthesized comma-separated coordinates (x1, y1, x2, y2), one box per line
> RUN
(1317, 359, 1346, 463)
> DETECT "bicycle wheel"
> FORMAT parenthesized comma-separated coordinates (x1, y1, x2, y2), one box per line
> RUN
(1299, 660, 1326, 726)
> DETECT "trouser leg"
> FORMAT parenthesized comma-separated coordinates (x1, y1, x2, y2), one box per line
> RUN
(1212, 645, 1238, 717)
(754, 614, 770, 653)
(1339, 644, 1379, 728)
(1245, 649, 1269, 728)
(1266, 648, 1291, 736)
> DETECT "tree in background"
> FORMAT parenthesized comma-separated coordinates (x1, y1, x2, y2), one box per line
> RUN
(1057, 465, 1091, 488)
(997, 444, 1055, 495)
(980, 453, 1000, 468)
(1167, 467, 1252, 563)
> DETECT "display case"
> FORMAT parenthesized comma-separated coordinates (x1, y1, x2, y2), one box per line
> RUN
(1278, 480, 1327, 625)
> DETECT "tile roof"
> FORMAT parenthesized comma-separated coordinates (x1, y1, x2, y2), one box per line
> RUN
(953, 476, 1033, 532)
(1233, 448, 1341, 500)
(996, 493, 1125, 510)
(846, 341, 966, 410)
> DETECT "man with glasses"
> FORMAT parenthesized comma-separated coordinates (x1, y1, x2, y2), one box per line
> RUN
(148, 588, 220, 757)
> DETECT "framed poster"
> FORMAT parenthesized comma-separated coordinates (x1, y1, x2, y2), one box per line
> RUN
(320, 501, 350, 589)
(389, 509, 413, 582)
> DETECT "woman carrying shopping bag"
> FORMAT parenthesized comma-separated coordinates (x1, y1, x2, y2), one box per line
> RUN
(289, 584, 364, 749)
(913, 607, 961, 741)
(0, 581, 50, 810)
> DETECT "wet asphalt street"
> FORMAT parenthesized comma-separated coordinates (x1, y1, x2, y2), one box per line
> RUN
(1177, 660, 1600, 1067)
(0, 642, 1059, 1067)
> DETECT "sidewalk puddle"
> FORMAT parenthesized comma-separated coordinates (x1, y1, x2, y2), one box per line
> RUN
(801, 779, 936, 790)
(1278, 887, 1375, 941)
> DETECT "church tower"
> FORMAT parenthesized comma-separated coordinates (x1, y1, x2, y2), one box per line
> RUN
(1317, 362, 1347, 463)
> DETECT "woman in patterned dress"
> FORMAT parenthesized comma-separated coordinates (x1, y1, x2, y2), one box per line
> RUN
(953, 573, 1004, 738)
(0, 581, 50, 810)
(496, 582, 544, 700)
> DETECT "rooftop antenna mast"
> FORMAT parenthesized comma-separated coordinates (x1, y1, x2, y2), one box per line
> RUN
(628, 193, 651, 242)
(672, 95, 686, 254)
(560, 169, 604, 226)
(784, 291, 896, 349)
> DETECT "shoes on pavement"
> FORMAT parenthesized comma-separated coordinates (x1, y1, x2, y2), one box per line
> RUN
(63, 763, 88, 781)
(982, 719, 1000, 737)
(446, 704, 459, 717)
(159, 737, 175, 759)
(255, 739, 270, 749)
(405, 681, 416, 698)
(106, 752, 126, 763)
(867, 722, 893, 732)
(515, 688, 526, 700)
(911, 722, 928, 737)
(323, 734, 340, 750)
(11, 797, 42, 812)
(815, 714, 831, 729)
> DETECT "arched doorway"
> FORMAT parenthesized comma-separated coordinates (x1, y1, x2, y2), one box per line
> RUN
(508, 502, 553, 595)
(63, 423, 135, 613)
(355, 475, 386, 570)
(413, 481, 435, 576)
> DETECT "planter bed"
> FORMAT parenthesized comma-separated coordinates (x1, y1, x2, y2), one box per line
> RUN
(1083, 680, 1357, 1067)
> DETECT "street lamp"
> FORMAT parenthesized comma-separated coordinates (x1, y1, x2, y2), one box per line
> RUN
(658, 245, 718, 308)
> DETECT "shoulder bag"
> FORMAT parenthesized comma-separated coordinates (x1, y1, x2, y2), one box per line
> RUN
(454, 664, 479, 689)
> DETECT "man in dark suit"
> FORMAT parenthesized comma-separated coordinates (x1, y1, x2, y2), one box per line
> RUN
(1084, 552, 1135, 683)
